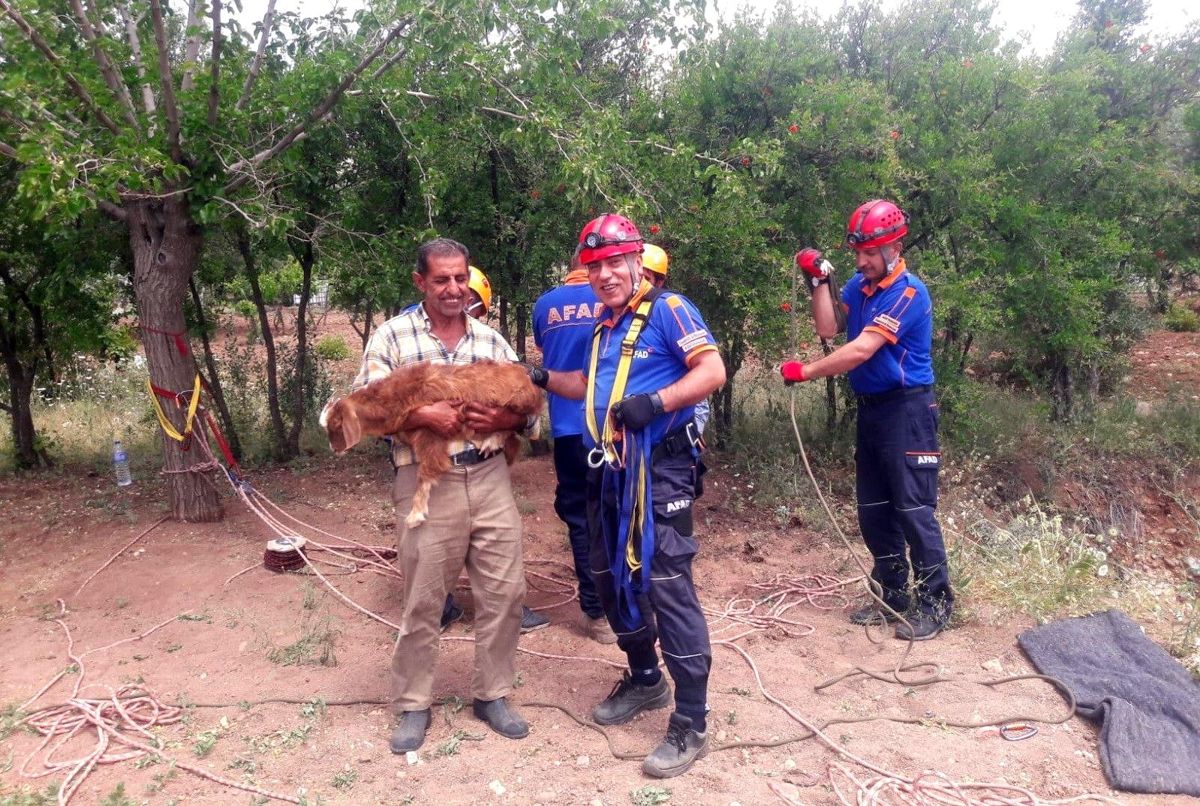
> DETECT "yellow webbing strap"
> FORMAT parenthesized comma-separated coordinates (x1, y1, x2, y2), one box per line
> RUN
(147, 374, 202, 443)
(585, 291, 658, 465)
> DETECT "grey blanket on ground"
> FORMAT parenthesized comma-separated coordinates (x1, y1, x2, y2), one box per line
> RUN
(1018, 609, 1200, 796)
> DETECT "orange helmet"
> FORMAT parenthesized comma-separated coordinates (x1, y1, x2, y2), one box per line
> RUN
(642, 244, 669, 277)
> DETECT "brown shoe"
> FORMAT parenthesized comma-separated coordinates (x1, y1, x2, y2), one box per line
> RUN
(584, 615, 618, 645)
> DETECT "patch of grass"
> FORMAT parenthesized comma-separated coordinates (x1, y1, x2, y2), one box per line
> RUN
(227, 756, 259, 776)
(246, 723, 313, 754)
(0, 703, 26, 740)
(146, 763, 177, 794)
(193, 727, 223, 758)
(953, 498, 1115, 621)
(164, 642, 183, 653)
(0, 784, 59, 806)
(1164, 302, 1199, 332)
(314, 334, 352, 361)
(435, 730, 468, 757)
(301, 582, 319, 611)
(299, 698, 326, 720)
(98, 784, 137, 805)
(266, 610, 338, 667)
(631, 785, 672, 806)
(177, 611, 212, 624)
(330, 769, 358, 791)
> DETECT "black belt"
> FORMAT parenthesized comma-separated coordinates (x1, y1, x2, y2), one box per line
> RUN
(856, 384, 933, 406)
(654, 421, 704, 460)
(449, 446, 503, 466)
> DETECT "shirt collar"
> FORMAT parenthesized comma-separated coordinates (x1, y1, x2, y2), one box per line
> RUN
(565, 268, 590, 285)
(600, 279, 654, 328)
(862, 259, 906, 297)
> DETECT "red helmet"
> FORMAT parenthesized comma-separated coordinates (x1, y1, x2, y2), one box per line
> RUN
(578, 214, 643, 265)
(845, 199, 909, 249)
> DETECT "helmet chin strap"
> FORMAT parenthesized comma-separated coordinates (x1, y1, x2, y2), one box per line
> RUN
(884, 246, 901, 275)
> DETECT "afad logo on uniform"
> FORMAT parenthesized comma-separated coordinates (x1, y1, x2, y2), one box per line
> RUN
(666, 498, 692, 513)
(911, 453, 939, 466)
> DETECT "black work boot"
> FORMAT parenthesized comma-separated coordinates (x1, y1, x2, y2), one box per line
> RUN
(389, 709, 431, 753)
(592, 671, 672, 726)
(848, 590, 910, 626)
(472, 697, 529, 739)
(642, 712, 708, 778)
(895, 602, 950, 641)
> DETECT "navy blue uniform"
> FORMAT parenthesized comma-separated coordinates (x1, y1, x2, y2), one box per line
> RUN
(584, 283, 717, 728)
(533, 270, 605, 619)
(841, 261, 953, 618)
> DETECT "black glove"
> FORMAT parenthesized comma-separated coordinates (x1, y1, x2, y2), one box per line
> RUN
(611, 392, 664, 431)
(518, 362, 550, 389)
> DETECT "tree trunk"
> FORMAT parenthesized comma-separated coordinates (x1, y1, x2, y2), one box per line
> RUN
(188, 276, 242, 462)
(2, 353, 41, 469)
(236, 229, 289, 458)
(498, 296, 510, 345)
(128, 198, 223, 521)
(514, 302, 528, 361)
(1049, 360, 1075, 423)
(286, 237, 314, 456)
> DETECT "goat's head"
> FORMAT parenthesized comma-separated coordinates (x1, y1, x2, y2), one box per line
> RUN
(320, 398, 363, 454)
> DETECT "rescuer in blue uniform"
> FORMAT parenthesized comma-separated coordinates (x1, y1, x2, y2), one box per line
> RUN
(530, 214, 726, 778)
(780, 199, 953, 641)
(531, 249, 616, 644)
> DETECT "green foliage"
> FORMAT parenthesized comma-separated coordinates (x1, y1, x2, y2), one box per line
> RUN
(631, 785, 672, 806)
(1164, 303, 1199, 332)
(313, 335, 351, 361)
(98, 783, 137, 806)
(0, 785, 59, 806)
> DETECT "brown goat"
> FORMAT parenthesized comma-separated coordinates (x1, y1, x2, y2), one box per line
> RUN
(320, 360, 544, 527)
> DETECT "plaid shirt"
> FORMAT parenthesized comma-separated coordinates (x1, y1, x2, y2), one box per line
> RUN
(352, 304, 536, 467)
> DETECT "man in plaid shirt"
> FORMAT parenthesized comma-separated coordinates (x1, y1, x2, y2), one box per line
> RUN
(354, 238, 537, 753)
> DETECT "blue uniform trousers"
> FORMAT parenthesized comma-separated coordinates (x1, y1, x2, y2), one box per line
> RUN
(553, 435, 604, 619)
(855, 387, 954, 618)
(586, 434, 711, 723)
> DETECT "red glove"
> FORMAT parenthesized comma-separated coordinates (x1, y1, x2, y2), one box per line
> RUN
(795, 248, 833, 289)
(780, 361, 808, 385)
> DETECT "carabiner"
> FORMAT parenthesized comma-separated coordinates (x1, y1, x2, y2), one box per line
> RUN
(587, 448, 607, 469)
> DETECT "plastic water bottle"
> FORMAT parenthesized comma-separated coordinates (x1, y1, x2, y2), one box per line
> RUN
(112, 439, 133, 487)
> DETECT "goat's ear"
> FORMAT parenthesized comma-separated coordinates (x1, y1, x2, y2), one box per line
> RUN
(335, 404, 363, 453)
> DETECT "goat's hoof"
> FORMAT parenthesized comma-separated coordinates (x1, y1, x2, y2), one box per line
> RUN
(404, 511, 427, 528)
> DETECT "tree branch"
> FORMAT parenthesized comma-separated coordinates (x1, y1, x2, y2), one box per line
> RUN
(148, 0, 183, 162)
(118, 2, 157, 117)
(207, 0, 222, 128)
(180, 0, 203, 93)
(236, 0, 276, 111)
(223, 17, 413, 194)
(97, 198, 128, 221)
(0, 140, 17, 160)
(68, 0, 141, 134)
(0, 0, 125, 137)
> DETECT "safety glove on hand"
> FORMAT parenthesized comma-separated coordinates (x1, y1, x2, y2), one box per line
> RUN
(780, 361, 808, 386)
(795, 248, 834, 290)
(518, 362, 550, 389)
(611, 392, 664, 431)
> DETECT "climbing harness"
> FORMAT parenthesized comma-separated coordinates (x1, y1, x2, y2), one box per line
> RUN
(583, 283, 668, 628)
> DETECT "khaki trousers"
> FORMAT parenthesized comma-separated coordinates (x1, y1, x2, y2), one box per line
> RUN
(390, 454, 525, 712)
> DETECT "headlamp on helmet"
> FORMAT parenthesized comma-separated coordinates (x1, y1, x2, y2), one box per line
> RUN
(845, 199, 909, 250)
(578, 214, 643, 265)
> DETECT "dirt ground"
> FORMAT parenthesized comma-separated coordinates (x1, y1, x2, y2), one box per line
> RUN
(0, 452, 1194, 806)
(1, 311, 1197, 805)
